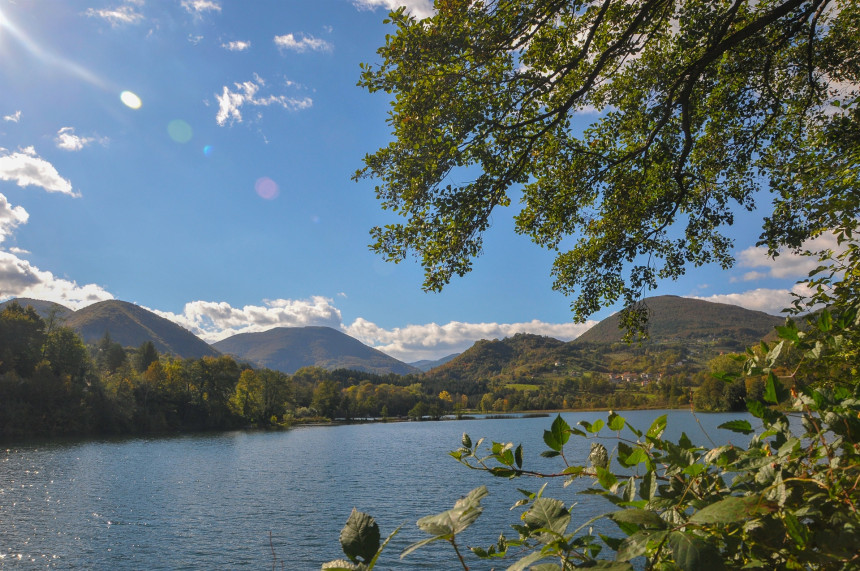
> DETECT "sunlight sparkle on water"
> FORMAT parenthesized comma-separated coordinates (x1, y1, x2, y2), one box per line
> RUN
(255, 177, 279, 200)
(120, 91, 142, 109)
(167, 119, 192, 143)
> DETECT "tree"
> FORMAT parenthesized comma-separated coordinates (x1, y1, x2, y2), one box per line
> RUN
(356, 0, 859, 333)
(0, 302, 46, 377)
(135, 341, 159, 373)
(43, 326, 91, 385)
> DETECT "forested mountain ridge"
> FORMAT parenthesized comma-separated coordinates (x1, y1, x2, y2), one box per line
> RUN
(429, 296, 784, 385)
(0, 298, 72, 321)
(213, 326, 420, 375)
(65, 300, 220, 359)
(0, 298, 219, 359)
(573, 295, 783, 348)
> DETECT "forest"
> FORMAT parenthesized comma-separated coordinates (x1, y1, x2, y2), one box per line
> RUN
(0, 300, 751, 441)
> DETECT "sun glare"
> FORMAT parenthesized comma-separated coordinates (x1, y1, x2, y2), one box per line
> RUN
(120, 91, 142, 109)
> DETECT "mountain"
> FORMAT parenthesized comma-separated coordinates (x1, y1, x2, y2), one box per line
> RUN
(428, 333, 568, 381)
(213, 326, 420, 375)
(0, 297, 73, 321)
(573, 295, 784, 349)
(429, 296, 784, 382)
(64, 300, 219, 359)
(409, 353, 460, 372)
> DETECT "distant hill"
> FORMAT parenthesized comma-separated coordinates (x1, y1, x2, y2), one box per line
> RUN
(573, 295, 784, 349)
(0, 297, 73, 322)
(213, 326, 420, 375)
(429, 296, 784, 383)
(64, 300, 219, 359)
(428, 333, 567, 381)
(409, 353, 460, 372)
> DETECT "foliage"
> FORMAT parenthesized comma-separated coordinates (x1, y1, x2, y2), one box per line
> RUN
(323, 232, 860, 568)
(356, 0, 859, 335)
(327, 368, 858, 569)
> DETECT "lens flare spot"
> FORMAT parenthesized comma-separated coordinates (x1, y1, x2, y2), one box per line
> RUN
(120, 91, 142, 109)
(203, 145, 213, 156)
(255, 177, 279, 200)
(167, 120, 193, 143)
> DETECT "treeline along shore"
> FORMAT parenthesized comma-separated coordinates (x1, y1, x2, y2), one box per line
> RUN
(1, 300, 759, 441)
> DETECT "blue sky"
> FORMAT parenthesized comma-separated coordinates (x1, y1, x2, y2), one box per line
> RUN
(0, 0, 825, 362)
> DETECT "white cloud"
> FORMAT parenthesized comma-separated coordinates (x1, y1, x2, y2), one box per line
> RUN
(55, 127, 105, 151)
(0, 250, 113, 310)
(153, 296, 343, 342)
(690, 283, 814, 315)
(737, 233, 842, 280)
(352, 0, 435, 19)
(3, 111, 22, 123)
(181, 0, 221, 14)
(0, 193, 28, 243)
(214, 77, 312, 126)
(273, 33, 332, 53)
(84, 4, 144, 27)
(188, 34, 204, 45)
(0, 147, 77, 196)
(222, 40, 251, 51)
(344, 318, 598, 362)
(149, 295, 597, 362)
(8, 246, 30, 255)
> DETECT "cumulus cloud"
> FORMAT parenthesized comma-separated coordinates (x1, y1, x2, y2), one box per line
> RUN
(0, 250, 113, 310)
(153, 296, 343, 342)
(273, 33, 332, 53)
(3, 111, 22, 123)
(181, 0, 221, 14)
(149, 294, 596, 361)
(691, 283, 814, 315)
(0, 193, 28, 243)
(84, 4, 144, 26)
(352, 0, 435, 19)
(55, 127, 106, 151)
(344, 318, 598, 362)
(736, 233, 842, 280)
(214, 76, 312, 126)
(0, 146, 76, 196)
(222, 40, 251, 51)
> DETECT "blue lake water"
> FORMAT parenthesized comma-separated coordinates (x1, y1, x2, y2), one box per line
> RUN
(1, 410, 756, 569)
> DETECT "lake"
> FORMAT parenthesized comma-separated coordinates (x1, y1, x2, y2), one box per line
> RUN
(1, 410, 755, 569)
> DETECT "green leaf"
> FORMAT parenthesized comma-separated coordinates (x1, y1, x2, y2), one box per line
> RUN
(763, 372, 789, 404)
(588, 419, 606, 434)
(718, 420, 754, 435)
(616, 530, 668, 560)
(608, 411, 626, 431)
(523, 497, 570, 536)
(608, 509, 666, 529)
(639, 470, 657, 501)
(775, 324, 800, 343)
(783, 511, 808, 547)
(595, 466, 618, 490)
(340, 508, 381, 563)
(507, 550, 550, 571)
(461, 433, 472, 448)
(414, 485, 488, 537)
(646, 414, 667, 440)
(514, 444, 523, 469)
(818, 308, 833, 332)
(689, 496, 772, 525)
(668, 532, 724, 571)
(543, 414, 570, 451)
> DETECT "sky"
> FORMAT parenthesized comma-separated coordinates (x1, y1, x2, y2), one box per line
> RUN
(0, 0, 828, 363)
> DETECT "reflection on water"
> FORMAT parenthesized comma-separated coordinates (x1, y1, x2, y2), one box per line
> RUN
(0, 410, 753, 569)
